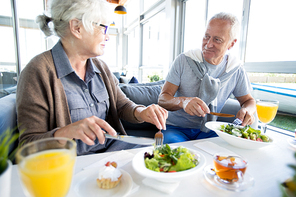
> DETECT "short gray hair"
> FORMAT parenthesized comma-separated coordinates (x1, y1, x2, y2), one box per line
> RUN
(209, 12, 240, 41)
(36, 0, 113, 38)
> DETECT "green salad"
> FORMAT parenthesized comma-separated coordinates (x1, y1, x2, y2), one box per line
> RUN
(220, 124, 270, 142)
(144, 144, 198, 173)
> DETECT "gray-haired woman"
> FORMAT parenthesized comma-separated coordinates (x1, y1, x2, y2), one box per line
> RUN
(16, 0, 168, 155)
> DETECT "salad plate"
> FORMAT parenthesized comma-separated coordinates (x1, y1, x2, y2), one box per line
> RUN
(287, 138, 296, 149)
(205, 121, 274, 149)
(68, 169, 132, 197)
(203, 165, 254, 192)
(132, 146, 206, 183)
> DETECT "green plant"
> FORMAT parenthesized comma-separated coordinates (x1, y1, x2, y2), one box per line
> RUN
(0, 128, 21, 174)
(281, 152, 296, 197)
(148, 74, 162, 82)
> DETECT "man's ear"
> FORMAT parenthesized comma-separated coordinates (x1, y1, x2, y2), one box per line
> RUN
(228, 39, 237, 50)
(69, 19, 82, 39)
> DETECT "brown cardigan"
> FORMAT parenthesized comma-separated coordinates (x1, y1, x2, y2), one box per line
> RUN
(16, 50, 141, 145)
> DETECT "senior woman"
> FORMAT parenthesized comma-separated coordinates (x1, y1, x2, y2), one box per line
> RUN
(16, 0, 168, 155)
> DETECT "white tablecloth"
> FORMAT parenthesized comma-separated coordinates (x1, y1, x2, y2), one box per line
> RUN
(10, 130, 295, 197)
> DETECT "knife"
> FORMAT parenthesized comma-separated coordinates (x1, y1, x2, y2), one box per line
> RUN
(209, 112, 235, 118)
(105, 134, 154, 145)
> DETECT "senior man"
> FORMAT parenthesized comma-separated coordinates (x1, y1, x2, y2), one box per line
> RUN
(158, 12, 256, 143)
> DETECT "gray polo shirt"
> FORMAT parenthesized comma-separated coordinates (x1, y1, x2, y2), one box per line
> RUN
(166, 53, 252, 129)
(51, 41, 111, 155)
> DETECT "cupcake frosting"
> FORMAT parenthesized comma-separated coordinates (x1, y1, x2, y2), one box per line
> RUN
(98, 165, 122, 181)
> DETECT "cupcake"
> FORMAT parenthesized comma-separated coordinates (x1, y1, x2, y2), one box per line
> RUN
(96, 161, 122, 189)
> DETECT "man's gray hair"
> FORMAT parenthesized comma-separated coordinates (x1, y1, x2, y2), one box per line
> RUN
(36, 0, 113, 38)
(209, 12, 240, 41)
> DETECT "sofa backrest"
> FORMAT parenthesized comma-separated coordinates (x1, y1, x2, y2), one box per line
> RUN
(0, 93, 18, 154)
(119, 80, 165, 106)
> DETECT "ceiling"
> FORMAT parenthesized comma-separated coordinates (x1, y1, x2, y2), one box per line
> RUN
(107, 0, 127, 5)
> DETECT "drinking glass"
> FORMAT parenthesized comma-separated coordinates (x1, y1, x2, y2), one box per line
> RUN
(256, 99, 279, 134)
(213, 153, 248, 185)
(16, 138, 77, 197)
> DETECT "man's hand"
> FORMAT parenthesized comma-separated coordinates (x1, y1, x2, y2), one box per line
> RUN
(135, 104, 168, 130)
(236, 108, 255, 126)
(182, 97, 210, 117)
(54, 116, 117, 145)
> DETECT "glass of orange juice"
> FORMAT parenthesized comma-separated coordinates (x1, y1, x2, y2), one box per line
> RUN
(16, 138, 76, 197)
(256, 99, 279, 134)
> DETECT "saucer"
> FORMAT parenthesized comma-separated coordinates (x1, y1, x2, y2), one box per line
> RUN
(203, 165, 254, 192)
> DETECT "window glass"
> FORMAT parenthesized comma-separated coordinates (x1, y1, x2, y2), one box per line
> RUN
(143, 0, 160, 12)
(126, 27, 140, 79)
(142, 10, 166, 82)
(125, 0, 139, 25)
(98, 34, 118, 71)
(183, 0, 206, 52)
(18, 0, 46, 71)
(0, 1, 17, 98)
(245, 0, 296, 62)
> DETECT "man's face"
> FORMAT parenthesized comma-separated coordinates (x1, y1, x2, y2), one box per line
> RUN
(202, 19, 237, 65)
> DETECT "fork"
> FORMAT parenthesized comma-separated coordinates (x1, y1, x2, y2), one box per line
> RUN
(232, 118, 244, 128)
(154, 130, 163, 147)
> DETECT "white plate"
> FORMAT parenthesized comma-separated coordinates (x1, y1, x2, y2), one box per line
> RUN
(287, 138, 296, 149)
(203, 165, 254, 192)
(205, 121, 274, 149)
(68, 169, 132, 197)
(132, 146, 206, 183)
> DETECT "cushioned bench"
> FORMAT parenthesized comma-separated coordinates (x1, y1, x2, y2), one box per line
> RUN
(0, 80, 246, 155)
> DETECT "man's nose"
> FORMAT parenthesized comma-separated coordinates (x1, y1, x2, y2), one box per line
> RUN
(206, 38, 214, 48)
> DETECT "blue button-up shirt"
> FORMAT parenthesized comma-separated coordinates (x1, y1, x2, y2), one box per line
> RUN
(51, 41, 110, 155)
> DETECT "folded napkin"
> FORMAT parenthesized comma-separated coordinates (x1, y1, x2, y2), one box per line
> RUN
(83, 150, 134, 170)
(194, 141, 238, 156)
(142, 178, 180, 194)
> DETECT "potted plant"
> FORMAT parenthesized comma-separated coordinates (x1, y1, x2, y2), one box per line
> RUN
(0, 128, 20, 197)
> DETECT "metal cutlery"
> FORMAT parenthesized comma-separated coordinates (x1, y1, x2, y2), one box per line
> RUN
(154, 130, 163, 147)
(209, 112, 235, 118)
(104, 134, 154, 145)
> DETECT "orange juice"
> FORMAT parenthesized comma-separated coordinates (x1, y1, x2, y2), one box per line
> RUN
(18, 149, 75, 197)
(213, 155, 247, 182)
(256, 102, 278, 124)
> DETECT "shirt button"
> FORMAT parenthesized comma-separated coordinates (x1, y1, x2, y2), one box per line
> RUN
(84, 89, 89, 93)
(90, 103, 94, 107)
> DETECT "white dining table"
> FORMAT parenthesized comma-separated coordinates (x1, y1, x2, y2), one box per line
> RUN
(10, 129, 295, 197)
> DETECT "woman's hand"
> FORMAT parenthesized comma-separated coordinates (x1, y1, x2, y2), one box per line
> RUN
(134, 104, 168, 130)
(54, 116, 117, 145)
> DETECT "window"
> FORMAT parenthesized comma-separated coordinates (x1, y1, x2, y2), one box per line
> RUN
(126, 27, 140, 78)
(0, 1, 17, 97)
(98, 34, 118, 71)
(245, 0, 296, 62)
(123, 0, 168, 82)
(183, 0, 243, 57)
(0, 0, 45, 98)
(183, 0, 206, 52)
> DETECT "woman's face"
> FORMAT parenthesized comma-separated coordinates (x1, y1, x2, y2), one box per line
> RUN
(81, 23, 109, 57)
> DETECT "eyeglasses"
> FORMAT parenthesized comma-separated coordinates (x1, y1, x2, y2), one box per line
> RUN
(93, 23, 109, 35)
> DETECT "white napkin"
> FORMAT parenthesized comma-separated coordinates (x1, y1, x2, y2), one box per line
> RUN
(142, 178, 180, 194)
(126, 181, 140, 197)
(83, 150, 134, 170)
(194, 141, 238, 156)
